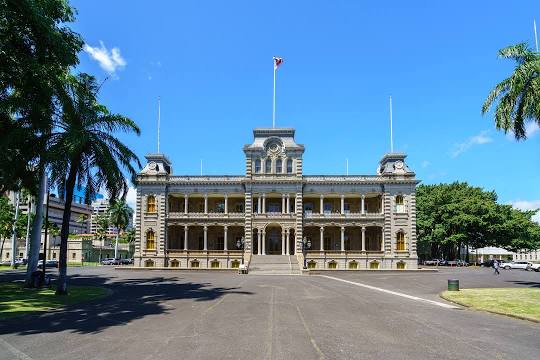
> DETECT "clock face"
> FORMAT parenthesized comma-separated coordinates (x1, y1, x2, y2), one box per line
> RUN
(148, 162, 157, 170)
(394, 161, 404, 170)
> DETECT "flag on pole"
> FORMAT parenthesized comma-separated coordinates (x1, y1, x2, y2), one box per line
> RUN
(273, 57, 283, 70)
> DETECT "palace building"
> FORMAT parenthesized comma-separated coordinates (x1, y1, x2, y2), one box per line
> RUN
(134, 128, 419, 270)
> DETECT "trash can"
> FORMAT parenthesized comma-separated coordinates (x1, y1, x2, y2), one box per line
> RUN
(447, 279, 459, 291)
(31, 270, 43, 288)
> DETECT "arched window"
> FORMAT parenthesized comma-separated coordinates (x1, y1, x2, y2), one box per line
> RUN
(396, 232, 405, 251)
(286, 159, 293, 173)
(265, 159, 272, 173)
(369, 261, 380, 269)
(144, 259, 154, 267)
(211, 260, 220, 268)
(146, 230, 156, 250)
(254, 159, 261, 173)
(349, 260, 358, 269)
(328, 261, 337, 269)
(191, 260, 200, 268)
(307, 260, 317, 269)
(276, 159, 282, 173)
(395, 195, 405, 213)
(147, 195, 156, 213)
(397, 262, 406, 270)
(170, 259, 180, 267)
(231, 260, 240, 269)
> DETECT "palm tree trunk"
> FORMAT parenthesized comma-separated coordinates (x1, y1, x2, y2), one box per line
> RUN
(10, 191, 20, 268)
(0, 236, 5, 259)
(56, 160, 79, 295)
(114, 230, 119, 259)
(24, 195, 32, 259)
(25, 167, 46, 287)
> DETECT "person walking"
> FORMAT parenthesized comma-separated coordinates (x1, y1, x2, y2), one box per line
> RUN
(493, 259, 500, 275)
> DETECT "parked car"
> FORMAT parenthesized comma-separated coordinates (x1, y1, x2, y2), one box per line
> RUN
(446, 260, 458, 266)
(526, 263, 540, 272)
(457, 260, 469, 267)
(423, 259, 440, 266)
(37, 259, 59, 268)
(101, 258, 121, 265)
(120, 258, 133, 265)
(499, 261, 531, 270)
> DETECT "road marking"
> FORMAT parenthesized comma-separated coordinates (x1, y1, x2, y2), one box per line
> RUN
(317, 275, 459, 309)
(295, 304, 326, 360)
(0, 338, 34, 360)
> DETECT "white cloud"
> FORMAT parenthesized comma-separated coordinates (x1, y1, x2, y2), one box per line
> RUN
(508, 199, 540, 223)
(451, 130, 492, 158)
(126, 186, 137, 210)
(421, 160, 430, 168)
(83, 41, 126, 75)
(525, 122, 539, 138)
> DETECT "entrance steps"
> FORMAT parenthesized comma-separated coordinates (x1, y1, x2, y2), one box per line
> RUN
(248, 255, 301, 275)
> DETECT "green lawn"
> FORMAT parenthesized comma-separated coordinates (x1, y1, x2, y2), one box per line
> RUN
(0, 283, 109, 320)
(68, 261, 100, 267)
(441, 288, 540, 322)
(0, 265, 26, 271)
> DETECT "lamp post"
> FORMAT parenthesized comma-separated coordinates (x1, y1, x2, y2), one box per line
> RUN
(300, 237, 312, 269)
(236, 237, 245, 265)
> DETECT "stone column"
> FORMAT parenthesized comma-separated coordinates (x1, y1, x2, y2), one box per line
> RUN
(184, 225, 188, 251)
(257, 196, 261, 214)
(262, 230, 266, 255)
(320, 226, 324, 251)
(257, 230, 262, 255)
(203, 225, 208, 251)
(184, 194, 188, 214)
(361, 226, 366, 252)
(262, 193, 266, 214)
(223, 226, 228, 251)
(204, 194, 208, 214)
(286, 194, 290, 214)
(281, 229, 286, 255)
(282, 194, 286, 214)
(340, 194, 345, 214)
(320, 195, 324, 214)
(361, 194, 365, 215)
(341, 226, 345, 251)
(224, 194, 228, 214)
(285, 228, 290, 255)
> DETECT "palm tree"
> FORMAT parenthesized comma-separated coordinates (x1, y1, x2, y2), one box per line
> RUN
(49, 73, 140, 295)
(108, 200, 132, 259)
(95, 214, 110, 263)
(482, 43, 540, 139)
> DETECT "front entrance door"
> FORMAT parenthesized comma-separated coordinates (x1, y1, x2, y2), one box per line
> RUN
(266, 228, 281, 254)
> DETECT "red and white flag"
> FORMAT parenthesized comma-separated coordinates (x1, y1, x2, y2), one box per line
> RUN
(273, 57, 283, 70)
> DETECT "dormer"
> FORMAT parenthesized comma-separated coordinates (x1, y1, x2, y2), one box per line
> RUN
(243, 128, 304, 178)
(377, 153, 415, 177)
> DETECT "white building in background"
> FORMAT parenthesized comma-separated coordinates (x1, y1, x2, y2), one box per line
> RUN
(90, 198, 133, 236)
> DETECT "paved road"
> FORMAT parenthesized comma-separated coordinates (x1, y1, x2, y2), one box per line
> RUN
(0, 267, 539, 360)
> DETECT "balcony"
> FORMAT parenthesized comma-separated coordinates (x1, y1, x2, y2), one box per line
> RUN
(303, 211, 383, 219)
(168, 211, 244, 220)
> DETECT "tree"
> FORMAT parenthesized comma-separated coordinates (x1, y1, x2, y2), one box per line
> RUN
(482, 43, 540, 140)
(95, 213, 110, 263)
(108, 200, 132, 259)
(1, 0, 84, 287)
(49, 73, 140, 294)
(0, 197, 14, 260)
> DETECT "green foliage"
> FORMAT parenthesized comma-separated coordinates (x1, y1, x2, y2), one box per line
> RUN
(119, 228, 135, 244)
(417, 182, 540, 259)
(482, 43, 540, 140)
(0, 0, 83, 193)
(95, 214, 109, 242)
(0, 197, 14, 240)
(108, 200, 132, 233)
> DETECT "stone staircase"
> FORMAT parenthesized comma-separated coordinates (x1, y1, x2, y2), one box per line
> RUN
(248, 255, 301, 275)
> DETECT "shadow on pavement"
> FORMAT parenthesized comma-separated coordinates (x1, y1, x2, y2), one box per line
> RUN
(506, 280, 540, 288)
(0, 272, 252, 336)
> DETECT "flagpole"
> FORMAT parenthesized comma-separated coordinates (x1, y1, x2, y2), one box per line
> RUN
(273, 65, 276, 128)
(534, 19, 539, 53)
(157, 96, 161, 153)
(389, 96, 394, 153)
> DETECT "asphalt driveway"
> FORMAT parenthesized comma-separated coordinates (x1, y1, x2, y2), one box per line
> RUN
(0, 267, 538, 360)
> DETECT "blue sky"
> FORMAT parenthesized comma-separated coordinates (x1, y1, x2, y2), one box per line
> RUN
(71, 0, 539, 217)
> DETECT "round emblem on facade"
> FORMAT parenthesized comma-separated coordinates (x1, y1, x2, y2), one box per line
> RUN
(148, 162, 157, 170)
(394, 161, 404, 170)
